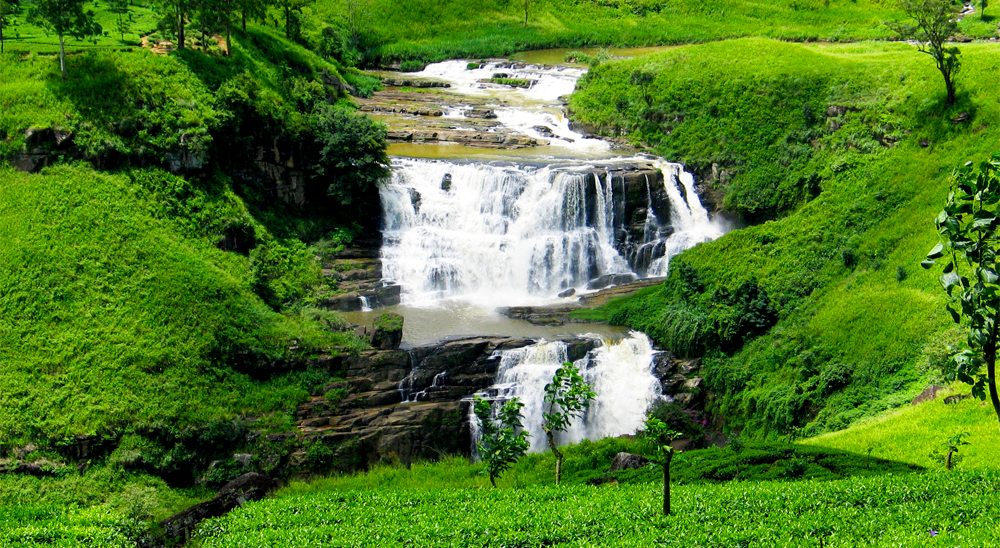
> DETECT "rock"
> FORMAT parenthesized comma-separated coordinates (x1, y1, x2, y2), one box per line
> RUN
(952, 112, 970, 124)
(465, 108, 497, 119)
(911, 385, 944, 405)
(441, 173, 452, 191)
(370, 312, 404, 350)
(919, 139, 930, 148)
(586, 273, 637, 290)
(408, 187, 422, 212)
(557, 288, 576, 298)
(532, 125, 555, 137)
(944, 393, 972, 405)
(155, 473, 277, 545)
(610, 452, 649, 471)
(651, 352, 676, 379)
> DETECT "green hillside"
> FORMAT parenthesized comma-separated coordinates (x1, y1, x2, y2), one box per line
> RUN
(571, 38, 1000, 438)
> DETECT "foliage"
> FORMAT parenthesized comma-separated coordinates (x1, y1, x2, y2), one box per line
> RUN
(923, 153, 1000, 436)
(541, 362, 596, 484)
(190, 470, 1000, 546)
(473, 397, 530, 487)
(888, 0, 962, 106)
(28, 0, 101, 77)
(640, 416, 679, 514)
(574, 40, 999, 438)
(309, 104, 390, 207)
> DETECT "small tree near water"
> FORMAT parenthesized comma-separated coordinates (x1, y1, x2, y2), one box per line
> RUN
(888, 0, 962, 107)
(641, 416, 680, 515)
(542, 362, 596, 485)
(474, 397, 530, 487)
(923, 153, 1000, 444)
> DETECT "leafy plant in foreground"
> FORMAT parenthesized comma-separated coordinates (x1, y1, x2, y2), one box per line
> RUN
(473, 397, 529, 487)
(923, 153, 1000, 443)
(641, 416, 680, 515)
(542, 363, 595, 485)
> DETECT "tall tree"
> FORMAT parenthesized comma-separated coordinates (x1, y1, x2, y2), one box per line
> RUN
(28, 0, 101, 79)
(641, 416, 680, 515)
(474, 397, 530, 487)
(108, 0, 130, 42)
(889, 0, 962, 107)
(0, 0, 14, 54)
(238, 0, 266, 32)
(541, 363, 596, 485)
(276, 0, 313, 40)
(924, 153, 1000, 444)
(157, 0, 189, 49)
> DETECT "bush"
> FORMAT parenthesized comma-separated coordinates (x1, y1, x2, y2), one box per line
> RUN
(399, 59, 425, 72)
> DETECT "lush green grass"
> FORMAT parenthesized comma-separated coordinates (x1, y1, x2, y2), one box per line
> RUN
(570, 38, 1000, 438)
(802, 385, 1000, 470)
(0, 164, 362, 446)
(191, 470, 1000, 547)
(0, 0, 160, 54)
(306, 0, 998, 63)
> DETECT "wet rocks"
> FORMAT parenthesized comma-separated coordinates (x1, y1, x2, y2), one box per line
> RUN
(586, 273, 637, 290)
(370, 313, 404, 350)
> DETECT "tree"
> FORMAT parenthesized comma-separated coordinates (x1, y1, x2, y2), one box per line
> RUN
(629, 69, 655, 108)
(474, 397, 530, 487)
(310, 105, 390, 208)
(28, 0, 101, 79)
(276, 0, 313, 40)
(157, 0, 189, 49)
(541, 362, 596, 485)
(238, 0, 266, 32)
(0, 0, 16, 54)
(108, 0, 130, 42)
(980, 0, 989, 20)
(641, 416, 680, 515)
(889, 0, 962, 107)
(923, 153, 1000, 443)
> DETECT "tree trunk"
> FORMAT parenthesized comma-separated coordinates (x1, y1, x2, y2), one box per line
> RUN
(545, 427, 563, 485)
(242, 10, 247, 32)
(58, 33, 66, 80)
(178, 8, 185, 49)
(1, 17, 5, 54)
(944, 71, 956, 107)
(226, 20, 232, 56)
(524, 0, 529, 26)
(946, 448, 954, 470)
(489, 472, 497, 488)
(661, 451, 674, 515)
(285, 7, 291, 39)
(988, 357, 1000, 439)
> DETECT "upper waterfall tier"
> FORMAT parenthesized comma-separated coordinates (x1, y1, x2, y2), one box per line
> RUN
(380, 158, 724, 306)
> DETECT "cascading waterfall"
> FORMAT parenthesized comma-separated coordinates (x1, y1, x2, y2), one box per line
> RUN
(468, 332, 661, 453)
(380, 157, 722, 304)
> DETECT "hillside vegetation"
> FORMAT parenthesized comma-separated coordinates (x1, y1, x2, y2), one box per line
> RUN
(0, 25, 389, 481)
(571, 38, 1000, 437)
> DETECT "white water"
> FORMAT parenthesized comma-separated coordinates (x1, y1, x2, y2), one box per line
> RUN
(380, 157, 723, 305)
(382, 59, 725, 453)
(469, 332, 662, 452)
(406, 60, 610, 156)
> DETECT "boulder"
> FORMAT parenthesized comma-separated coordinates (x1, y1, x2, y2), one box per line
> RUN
(610, 452, 649, 471)
(943, 393, 972, 405)
(441, 173, 452, 191)
(557, 287, 576, 298)
(911, 385, 944, 406)
(370, 313, 404, 350)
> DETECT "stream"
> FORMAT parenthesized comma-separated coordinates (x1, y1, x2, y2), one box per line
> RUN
(350, 59, 726, 450)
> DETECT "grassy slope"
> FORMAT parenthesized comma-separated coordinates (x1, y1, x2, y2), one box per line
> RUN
(570, 39, 1000, 436)
(0, 28, 377, 447)
(308, 0, 998, 62)
(802, 386, 1000, 469)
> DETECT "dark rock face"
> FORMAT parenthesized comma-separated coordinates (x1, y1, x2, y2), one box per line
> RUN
(610, 452, 650, 471)
(292, 335, 603, 468)
(153, 473, 278, 546)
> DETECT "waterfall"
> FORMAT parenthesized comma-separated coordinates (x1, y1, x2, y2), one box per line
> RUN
(468, 332, 661, 453)
(380, 157, 723, 304)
